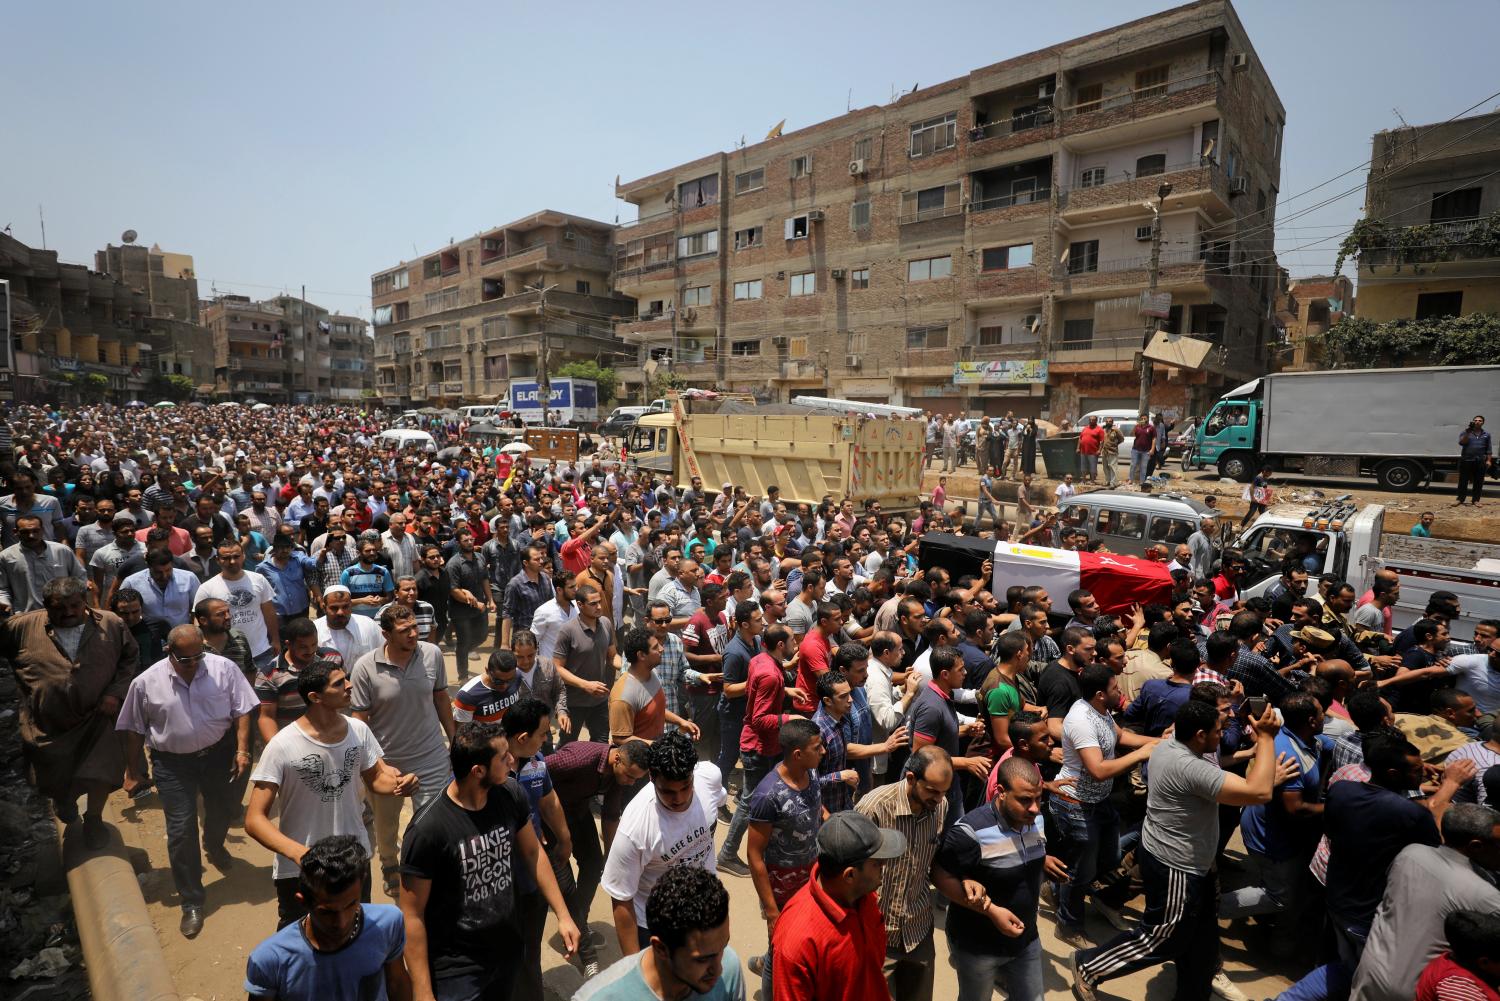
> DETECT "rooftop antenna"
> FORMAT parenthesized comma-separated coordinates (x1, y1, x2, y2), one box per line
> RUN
(847, 88, 852, 112)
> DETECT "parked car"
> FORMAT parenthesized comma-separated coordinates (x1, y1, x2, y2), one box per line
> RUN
(1055, 490, 1214, 558)
(600, 406, 648, 438)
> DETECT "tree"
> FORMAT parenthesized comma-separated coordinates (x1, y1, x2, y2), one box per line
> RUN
(644, 369, 686, 403)
(555, 359, 618, 406)
(1323, 312, 1500, 368)
(147, 373, 194, 401)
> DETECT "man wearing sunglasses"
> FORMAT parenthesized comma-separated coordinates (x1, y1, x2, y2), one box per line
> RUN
(116, 623, 258, 939)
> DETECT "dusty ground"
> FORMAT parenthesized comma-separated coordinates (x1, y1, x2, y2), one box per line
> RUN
(99, 644, 1303, 1001)
(925, 457, 1500, 543)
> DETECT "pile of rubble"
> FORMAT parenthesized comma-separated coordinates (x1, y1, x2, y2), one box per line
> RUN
(0, 672, 89, 1001)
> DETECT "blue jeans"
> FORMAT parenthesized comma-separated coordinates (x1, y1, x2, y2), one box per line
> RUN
(151, 734, 237, 907)
(1049, 797, 1119, 931)
(719, 750, 773, 860)
(715, 701, 745, 783)
(949, 938, 1043, 1001)
(1130, 449, 1152, 483)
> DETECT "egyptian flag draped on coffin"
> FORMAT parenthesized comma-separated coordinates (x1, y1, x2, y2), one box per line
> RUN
(989, 542, 1175, 616)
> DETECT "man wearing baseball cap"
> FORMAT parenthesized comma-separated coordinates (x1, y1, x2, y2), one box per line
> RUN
(771, 810, 906, 1001)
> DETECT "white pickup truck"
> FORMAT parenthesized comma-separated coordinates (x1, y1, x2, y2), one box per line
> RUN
(1234, 500, 1500, 642)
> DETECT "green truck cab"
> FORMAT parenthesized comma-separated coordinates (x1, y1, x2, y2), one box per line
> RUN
(1191, 398, 1257, 481)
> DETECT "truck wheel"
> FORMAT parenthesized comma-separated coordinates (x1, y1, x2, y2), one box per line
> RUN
(1218, 453, 1253, 482)
(1375, 459, 1424, 492)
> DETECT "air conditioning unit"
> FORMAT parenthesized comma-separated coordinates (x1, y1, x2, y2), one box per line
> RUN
(807, 209, 825, 222)
(776, 271, 786, 280)
(1135, 225, 1155, 242)
(846, 354, 862, 369)
(1230, 52, 1250, 71)
(772, 335, 789, 347)
(1228, 176, 1249, 196)
(481, 238, 501, 252)
(848, 159, 868, 177)
(563, 229, 577, 241)
(1039, 80, 1057, 99)
(831, 268, 846, 280)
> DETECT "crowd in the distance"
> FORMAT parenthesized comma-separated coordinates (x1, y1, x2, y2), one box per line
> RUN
(1, 400, 1497, 1001)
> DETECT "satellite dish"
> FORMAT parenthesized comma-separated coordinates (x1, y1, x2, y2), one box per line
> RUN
(121, 229, 138, 244)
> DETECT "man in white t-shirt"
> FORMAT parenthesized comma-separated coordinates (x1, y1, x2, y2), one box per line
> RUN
(315, 587, 382, 668)
(198, 539, 279, 671)
(244, 659, 418, 929)
(1054, 473, 1078, 505)
(530, 572, 579, 663)
(601, 731, 727, 956)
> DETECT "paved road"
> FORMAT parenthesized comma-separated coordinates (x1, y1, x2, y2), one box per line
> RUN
(102, 647, 1299, 1001)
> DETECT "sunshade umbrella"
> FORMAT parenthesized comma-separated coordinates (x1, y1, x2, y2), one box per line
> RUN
(500, 441, 534, 455)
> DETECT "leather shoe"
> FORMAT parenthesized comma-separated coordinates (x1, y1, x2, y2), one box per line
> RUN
(82, 814, 110, 851)
(205, 848, 234, 870)
(180, 905, 204, 938)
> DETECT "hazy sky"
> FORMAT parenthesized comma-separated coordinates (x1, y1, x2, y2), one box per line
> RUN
(6, 0, 1497, 321)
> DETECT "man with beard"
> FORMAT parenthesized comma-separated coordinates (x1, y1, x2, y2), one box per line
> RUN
(2, 576, 138, 849)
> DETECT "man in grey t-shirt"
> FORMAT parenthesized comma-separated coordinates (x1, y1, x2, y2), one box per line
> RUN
(1073, 698, 1286, 1001)
(554, 583, 618, 745)
(350, 604, 455, 894)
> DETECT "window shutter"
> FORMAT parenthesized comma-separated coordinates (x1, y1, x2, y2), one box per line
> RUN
(784, 218, 796, 241)
(944, 181, 962, 209)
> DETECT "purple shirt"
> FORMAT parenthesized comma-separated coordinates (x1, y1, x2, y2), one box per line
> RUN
(115, 652, 259, 753)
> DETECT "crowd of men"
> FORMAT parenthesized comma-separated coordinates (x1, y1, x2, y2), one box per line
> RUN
(2, 400, 1499, 1001)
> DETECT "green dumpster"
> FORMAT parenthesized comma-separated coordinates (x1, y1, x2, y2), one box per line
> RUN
(1039, 433, 1080, 478)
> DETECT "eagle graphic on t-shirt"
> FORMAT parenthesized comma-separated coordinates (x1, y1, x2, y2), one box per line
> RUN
(291, 746, 362, 803)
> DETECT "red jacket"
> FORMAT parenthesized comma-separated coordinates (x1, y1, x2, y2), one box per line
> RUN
(741, 652, 787, 756)
(772, 864, 891, 1001)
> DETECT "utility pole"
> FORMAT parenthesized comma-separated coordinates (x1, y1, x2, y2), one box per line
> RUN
(526, 282, 558, 426)
(1137, 181, 1174, 417)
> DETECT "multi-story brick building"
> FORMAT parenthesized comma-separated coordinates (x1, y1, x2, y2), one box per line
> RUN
(613, 0, 1283, 420)
(203, 294, 371, 403)
(1273, 272, 1353, 371)
(95, 241, 201, 323)
(1354, 109, 1500, 323)
(369, 210, 632, 408)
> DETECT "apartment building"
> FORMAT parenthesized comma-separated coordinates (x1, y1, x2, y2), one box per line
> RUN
(203, 294, 371, 403)
(0, 231, 196, 403)
(1273, 273, 1353, 371)
(95, 241, 201, 323)
(369, 210, 633, 408)
(1355, 110, 1500, 322)
(613, 0, 1283, 420)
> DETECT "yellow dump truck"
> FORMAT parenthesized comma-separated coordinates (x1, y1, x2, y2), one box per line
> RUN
(625, 395, 924, 508)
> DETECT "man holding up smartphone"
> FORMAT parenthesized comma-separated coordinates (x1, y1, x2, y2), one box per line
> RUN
(1456, 414, 1491, 507)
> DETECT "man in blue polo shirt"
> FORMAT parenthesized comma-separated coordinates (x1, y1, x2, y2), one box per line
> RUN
(256, 534, 320, 627)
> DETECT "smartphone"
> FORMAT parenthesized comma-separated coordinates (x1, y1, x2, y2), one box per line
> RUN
(1246, 696, 1268, 719)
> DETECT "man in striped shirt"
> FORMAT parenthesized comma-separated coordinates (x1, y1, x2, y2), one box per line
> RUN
(452, 649, 522, 724)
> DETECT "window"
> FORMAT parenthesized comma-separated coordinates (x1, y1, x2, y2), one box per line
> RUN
(981, 244, 1034, 271)
(1079, 166, 1107, 188)
(787, 336, 810, 358)
(734, 168, 764, 195)
(1226, 145, 1240, 179)
(733, 226, 763, 250)
(677, 230, 718, 258)
(482, 316, 506, 341)
(1062, 318, 1094, 345)
(731, 340, 761, 357)
(1074, 83, 1103, 114)
(575, 280, 591, 295)
(1415, 290, 1463, 320)
(1256, 190, 1267, 215)
(850, 267, 870, 290)
(906, 324, 949, 349)
(852, 137, 873, 162)
(907, 256, 952, 281)
(1134, 65, 1169, 99)
(902, 182, 960, 222)
(733, 279, 763, 301)
(1147, 516, 1195, 545)
(790, 155, 812, 178)
(681, 286, 712, 307)
(909, 113, 957, 157)
(850, 200, 871, 229)
(1430, 187, 1482, 222)
(394, 302, 409, 322)
(978, 315, 1039, 345)
(374, 305, 393, 326)
(1135, 154, 1167, 177)
(423, 257, 442, 279)
(789, 271, 816, 296)
(678, 174, 718, 208)
(1067, 240, 1099, 274)
(1096, 509, 1146, 539)
(784, 215, 810, 240)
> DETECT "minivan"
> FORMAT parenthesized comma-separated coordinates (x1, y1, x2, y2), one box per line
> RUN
(1055, 490, 1213, 558)
(459, 405, 499, 422)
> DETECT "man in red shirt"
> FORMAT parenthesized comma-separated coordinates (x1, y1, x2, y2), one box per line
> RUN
(720, 624, 800, 875)
(772, 811, 907, 1001)
(1078, 417, 1106, 484)
(559, 510, 616, 575)
(1129, 416, 1155, 485)
(793, 602, 841, 714)
(1212, 549, 1247, 602)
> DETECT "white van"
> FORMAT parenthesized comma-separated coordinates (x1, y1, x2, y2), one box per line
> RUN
(459, 405, 499, 422)
(1079, 408, 1146, 461)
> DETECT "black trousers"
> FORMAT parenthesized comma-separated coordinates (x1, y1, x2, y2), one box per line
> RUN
(1457, 457, 1487, 503)
(151, 733, 238, 907)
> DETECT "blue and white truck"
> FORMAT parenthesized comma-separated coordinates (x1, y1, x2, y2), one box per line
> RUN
(506, 377, 600, 428)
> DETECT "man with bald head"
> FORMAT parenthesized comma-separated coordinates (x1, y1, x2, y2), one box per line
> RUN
(116, 623, 258, 938)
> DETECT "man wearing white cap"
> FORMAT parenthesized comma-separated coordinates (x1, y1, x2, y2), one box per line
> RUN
(314, 586, 381, 667)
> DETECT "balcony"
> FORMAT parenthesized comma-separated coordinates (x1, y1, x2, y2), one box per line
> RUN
(898, 202, 964, 226)
(228, 355, 285, 372)
(1059, 69, 1221, 135)
(615, 246, 676, 281)
(776, 360, 819, 381)
(1059, 161, 1231, 222)
(1357, 216, 1500, 271)
(1055, 248, 1224, 293)
(501, 240, 614, 274)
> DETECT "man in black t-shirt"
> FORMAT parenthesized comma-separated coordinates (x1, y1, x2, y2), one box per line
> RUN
(398, 722, 580, 1001)
(1037, 626, 1096, 723)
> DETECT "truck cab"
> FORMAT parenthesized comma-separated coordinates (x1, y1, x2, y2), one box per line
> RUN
(1192, 398, 1258, 481)
(1236, 501, 1383, 601)
(627, 412, 676, 476)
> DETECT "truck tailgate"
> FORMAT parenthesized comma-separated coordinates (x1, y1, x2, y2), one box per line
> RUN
(1378, 534, 1500, 642)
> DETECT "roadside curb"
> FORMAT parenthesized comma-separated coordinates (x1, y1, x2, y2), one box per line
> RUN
(56, 821, 179, 1001)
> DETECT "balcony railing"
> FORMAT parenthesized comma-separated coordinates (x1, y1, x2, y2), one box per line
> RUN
(1059, 69, 1221, 120)
(1060, 248, 1208, 277)
(971, 108, 1055, 140)
(898, 203, 964, 226)
(1059, 159, 1220, 194)
(970, 187, 1052, 213)
(1054, 333, 1142, 353)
